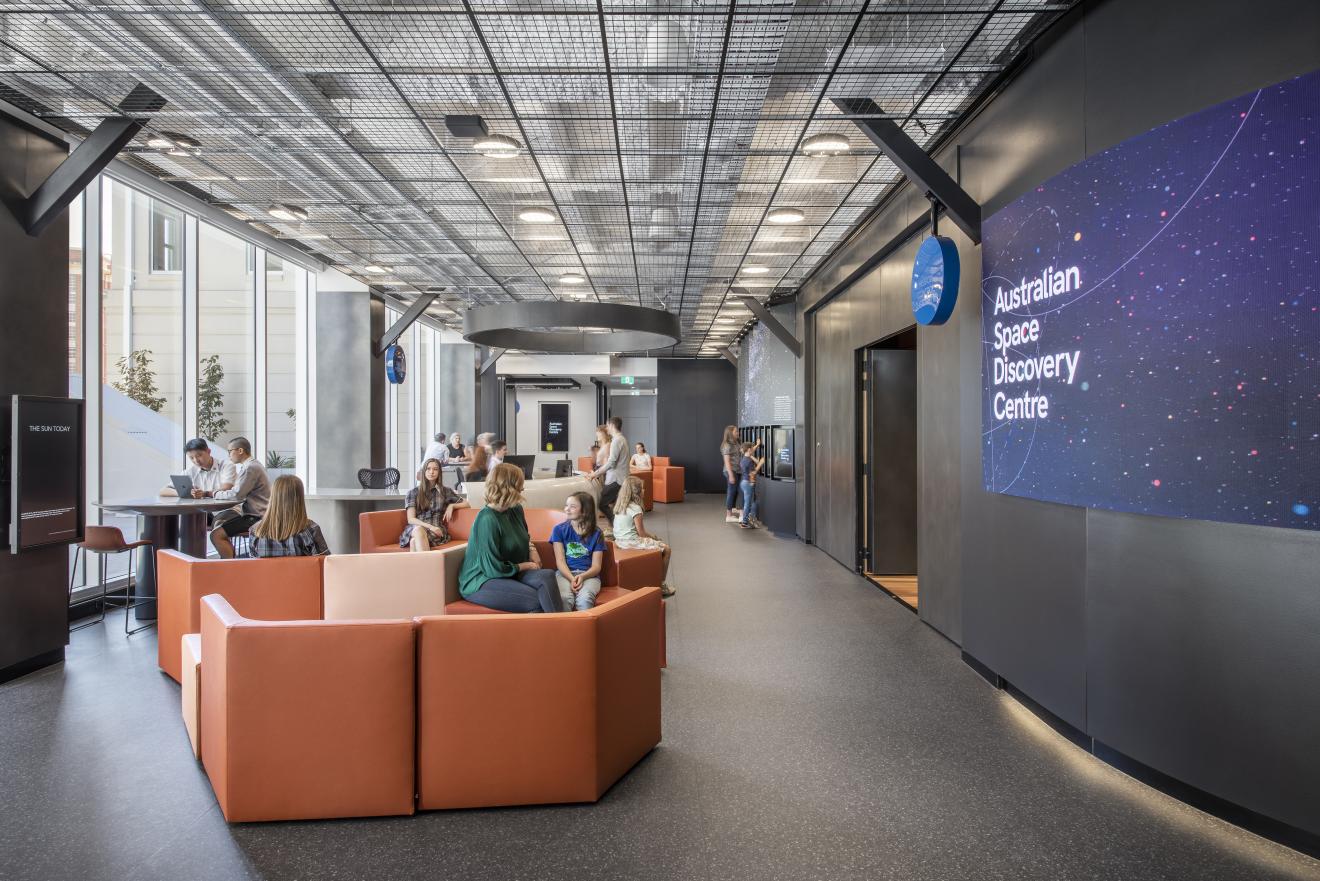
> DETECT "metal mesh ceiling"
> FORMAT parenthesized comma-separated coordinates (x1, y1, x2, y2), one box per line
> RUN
(0, 0, 1074, 354)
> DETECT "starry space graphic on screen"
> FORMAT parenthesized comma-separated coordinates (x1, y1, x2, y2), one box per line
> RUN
(981, 67, 1320, 531)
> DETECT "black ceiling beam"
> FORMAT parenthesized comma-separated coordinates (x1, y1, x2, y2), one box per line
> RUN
(831, 97, 982, 245)
(18, 83, 165, 237)
(375, 291, 439, 357)
(735, 292, 802, 359)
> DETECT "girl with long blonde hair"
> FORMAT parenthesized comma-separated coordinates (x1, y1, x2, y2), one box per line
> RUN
(249, 475, 329, 557)
(611, 476, 674, 597)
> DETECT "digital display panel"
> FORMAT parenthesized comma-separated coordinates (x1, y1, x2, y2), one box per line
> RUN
(6, 396, 84, 551)
(539, 402, 569, 453)
(739, 303, 796, 426)
(981, 69, 1320, 531)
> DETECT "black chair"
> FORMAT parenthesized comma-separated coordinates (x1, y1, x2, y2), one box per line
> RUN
(555, 459, 574, 478)
(358, 467, 401, 490)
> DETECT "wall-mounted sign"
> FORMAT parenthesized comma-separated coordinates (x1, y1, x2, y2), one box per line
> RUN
(4, 396, 85, 553)
(980, 67, 1320, 533)
(384, 343, 406, 384)
(540, 402, 569, 453)
(619, 375, 635, 385)
(910, 234, 960, 326)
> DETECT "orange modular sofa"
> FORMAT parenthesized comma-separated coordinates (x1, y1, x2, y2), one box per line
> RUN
(201, 595, 417, 823)
(357, 507, 664, 593)
(198, 588, 661, 821)
(156, 551, 324, 683)
(651, 456, 685, 503)
(158, 529, 667, 685)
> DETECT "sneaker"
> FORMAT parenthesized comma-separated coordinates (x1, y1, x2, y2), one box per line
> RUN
(725, 513, 739, 523)
(731, 508, 742, 517)
(659, 584, 676, 598)
(739, 521, 753, 529)
(751, 519, 765, 529)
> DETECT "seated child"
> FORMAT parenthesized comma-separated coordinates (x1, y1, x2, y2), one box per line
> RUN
(611, 475, 675, 598)
(551, 492, 607, 611)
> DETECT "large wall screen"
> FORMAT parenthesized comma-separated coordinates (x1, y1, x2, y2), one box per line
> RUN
(738, 303, 796, 426)
(981, 69, 1320, 531)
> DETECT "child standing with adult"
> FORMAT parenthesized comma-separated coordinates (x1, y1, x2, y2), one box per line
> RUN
(738, 440, 765, 529)
(551, 492, 607, 612)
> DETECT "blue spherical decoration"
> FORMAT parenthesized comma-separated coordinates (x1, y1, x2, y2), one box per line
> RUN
(910, 235, 960, 326)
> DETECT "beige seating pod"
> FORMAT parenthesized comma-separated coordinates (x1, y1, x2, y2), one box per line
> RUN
(322, 549, 460, 620)
(181, 634, 202, 760)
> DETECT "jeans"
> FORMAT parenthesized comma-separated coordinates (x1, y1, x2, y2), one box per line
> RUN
(466, 569, 562, 613)
(555, 572, 602, 611)
(725, 473, 740, 511)
(600, 480, 621, 519)
(739, 479, 758, 524)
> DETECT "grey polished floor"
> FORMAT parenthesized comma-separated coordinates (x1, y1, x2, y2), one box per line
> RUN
(2, 495, 1317, 881)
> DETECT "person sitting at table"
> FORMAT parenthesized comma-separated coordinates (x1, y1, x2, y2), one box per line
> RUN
(247, 475, 330, 558)
(419, 431, 450, 477)
(457, 463, 562, 613)
(159, 437, 235, 498)
(475, 432, 495, 452)
(464, 444, 489, 484)
(210, 437, 271, 559)
(401, 457, 469, 552)
(446, 432, 466, 461)
(630, 442, 652, 471)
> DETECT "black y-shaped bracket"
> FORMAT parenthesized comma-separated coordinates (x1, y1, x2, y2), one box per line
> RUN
(17, 84, 166, 237)
(832, 97, 981, 244)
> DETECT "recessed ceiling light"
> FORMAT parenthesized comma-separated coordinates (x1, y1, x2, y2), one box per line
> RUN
(364, 263, 391, 274)
(146, 134, 175, 149)
(518, 206, 557, 223)
(171, 134, 201, 151)
(740, 264, 769, 275)
(801, 132, 851, 156)
(766, 207, 805, 225)
(299, 233, 328, 240)
(474, 133, 522, 158)
(267, 204, 309, 222)
(559, 272, 586, 285)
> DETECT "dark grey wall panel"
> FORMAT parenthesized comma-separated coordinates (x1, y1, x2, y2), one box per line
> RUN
(797, 0, 1320, 834)
(1086, 510, 1320, 835)
(656, 359, 735, 493)
(0, 113, 71, 678)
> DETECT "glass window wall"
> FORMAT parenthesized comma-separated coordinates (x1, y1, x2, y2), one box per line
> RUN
(265, 255, 301, 474)
(100, 179, 186, 575)
(198, 222, 255, 447)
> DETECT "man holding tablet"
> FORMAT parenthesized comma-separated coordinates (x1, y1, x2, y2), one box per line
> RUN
(160, 438, 236, 499)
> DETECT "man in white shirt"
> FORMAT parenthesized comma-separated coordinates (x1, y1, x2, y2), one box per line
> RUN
(159, 437, 235, 498)
(419, 431, 450, 479)
(210, 436, 272, 558)
(591, 416, 630, 518)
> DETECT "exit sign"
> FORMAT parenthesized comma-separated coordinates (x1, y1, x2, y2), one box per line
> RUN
(619, 376, 634, 385)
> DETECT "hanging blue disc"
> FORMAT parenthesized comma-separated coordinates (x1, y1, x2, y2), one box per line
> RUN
(910, 235, 960, 326)
(385, 343, 407, 384)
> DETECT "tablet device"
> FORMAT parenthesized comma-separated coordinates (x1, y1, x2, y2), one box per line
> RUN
(170, 474, 194, 497)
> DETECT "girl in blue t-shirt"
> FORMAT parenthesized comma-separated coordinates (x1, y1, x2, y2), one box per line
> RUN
(551, 492, 607, 611)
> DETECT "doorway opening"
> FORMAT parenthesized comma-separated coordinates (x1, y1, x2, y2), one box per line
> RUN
(857, 327, 919, 612)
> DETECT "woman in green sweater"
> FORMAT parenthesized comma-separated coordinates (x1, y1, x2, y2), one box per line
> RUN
(458, 463, 563, 613)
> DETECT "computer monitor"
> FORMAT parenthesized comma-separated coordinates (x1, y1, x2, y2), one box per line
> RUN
(554, 459, 574, 478)
(504, 454, 536, 480)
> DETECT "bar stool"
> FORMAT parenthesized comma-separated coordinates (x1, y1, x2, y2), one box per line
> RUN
(68, 526, 156, 635)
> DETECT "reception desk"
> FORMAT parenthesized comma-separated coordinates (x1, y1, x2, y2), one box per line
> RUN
(305, 488, 405, 554)
(462, 476, 598, 511)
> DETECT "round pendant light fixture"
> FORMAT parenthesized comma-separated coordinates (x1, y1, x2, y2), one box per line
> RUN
(518, 206, 558, 223)
(474, 133, 522, 158)
(463, 302, 681, 353)
(766, 207, 805, 224)
(800, 132, 851, 155)
(559, 272, 586, 285)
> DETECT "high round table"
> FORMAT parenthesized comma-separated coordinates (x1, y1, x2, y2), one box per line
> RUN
(94, 498, 239, 620)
